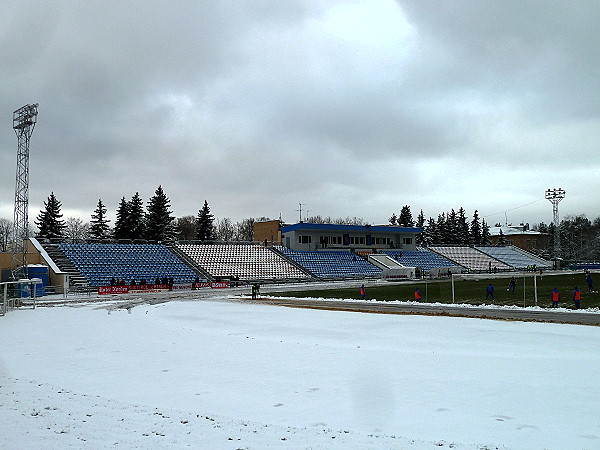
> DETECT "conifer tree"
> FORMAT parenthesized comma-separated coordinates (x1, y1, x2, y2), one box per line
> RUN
(398, 205, 414, 227)
(425, 217, 437, 246)
(436, 213, 448, 244)
(89, 199, 111, 240)
(127, 192, 146, 240)
(481, 219, 491, 245)
(498, 229, 507, 246)
(145, 185, 175, 241)
(35, 192, 66, 239)
(456, 207, 470, 245)
(416, 209, 426, 246)
(196, 200, 215, 241)
(469, 210, 482, 245)
(446, 209, 458, 243)
(388, 213, 398, 226)
(113, 197, 130, 240)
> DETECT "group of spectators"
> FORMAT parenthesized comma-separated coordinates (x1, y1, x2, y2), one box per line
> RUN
(109, 277, 174, 287)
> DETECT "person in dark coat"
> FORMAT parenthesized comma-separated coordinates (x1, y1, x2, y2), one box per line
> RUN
(508, 277, 516, 293)
(485, 283, 494, 300)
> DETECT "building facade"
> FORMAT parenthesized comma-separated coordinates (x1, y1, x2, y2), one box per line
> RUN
(279, 223, 422, 252)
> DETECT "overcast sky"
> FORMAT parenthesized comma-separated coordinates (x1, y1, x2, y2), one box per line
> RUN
(1, 1, 599, 228)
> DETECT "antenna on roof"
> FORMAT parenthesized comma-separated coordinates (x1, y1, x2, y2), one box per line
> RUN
(296, 203, 306, 223)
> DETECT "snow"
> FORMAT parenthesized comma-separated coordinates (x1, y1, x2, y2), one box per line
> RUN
(1, 296, 600, 449)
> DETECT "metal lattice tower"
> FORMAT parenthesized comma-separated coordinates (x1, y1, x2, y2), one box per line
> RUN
(11, 103, 38, 280)
(545, 188, 565, 259)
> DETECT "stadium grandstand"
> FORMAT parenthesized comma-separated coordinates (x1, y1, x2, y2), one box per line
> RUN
(383, 249, 459, 273)
(475, 246, 551, 270)
(56, 243, 201, 287)
(428, 246, 512, 272)
(176, 243, 311, 282)
(276, 247, 382, 279)
(0, 220, 554, 296)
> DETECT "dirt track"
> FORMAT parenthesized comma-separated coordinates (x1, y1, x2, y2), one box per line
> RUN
(242, 296, 600, 326)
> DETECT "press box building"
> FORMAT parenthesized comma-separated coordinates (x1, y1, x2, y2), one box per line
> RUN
(255, 220, 422, 252)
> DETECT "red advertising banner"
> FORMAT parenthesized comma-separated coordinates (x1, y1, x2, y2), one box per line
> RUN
(193, 282, 229, 289)
(98, 286, 129, 295)
(98, 281, 229, 295)
(129, 284, 170, 291)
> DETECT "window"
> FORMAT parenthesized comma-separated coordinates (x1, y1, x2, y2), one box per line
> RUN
(402, 237, 413, 245)
(299, 235, 311, 244)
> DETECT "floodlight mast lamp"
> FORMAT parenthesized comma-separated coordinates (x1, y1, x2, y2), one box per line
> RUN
(12, 103, 38, 280)
(545, 188, 565, 261)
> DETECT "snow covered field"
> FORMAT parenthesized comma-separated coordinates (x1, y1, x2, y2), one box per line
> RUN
(1, 296, 600, 449)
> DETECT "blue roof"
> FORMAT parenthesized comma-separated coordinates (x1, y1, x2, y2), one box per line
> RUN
(280, 223, 422, 234)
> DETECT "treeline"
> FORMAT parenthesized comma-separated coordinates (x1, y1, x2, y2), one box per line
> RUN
(31, 187, 263, 243)
(389, 205, 491, 247)
(534, 215, 600, 260)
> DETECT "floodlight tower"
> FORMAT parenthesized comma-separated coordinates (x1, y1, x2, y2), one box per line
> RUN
(11, 103, 39, 280)
(545, 188, 565, 262)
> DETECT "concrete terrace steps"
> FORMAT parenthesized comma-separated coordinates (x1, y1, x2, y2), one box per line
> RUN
(40, 243, 88, 286)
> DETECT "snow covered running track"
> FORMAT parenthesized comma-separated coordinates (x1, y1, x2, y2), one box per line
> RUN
(1, 296, 600, 449)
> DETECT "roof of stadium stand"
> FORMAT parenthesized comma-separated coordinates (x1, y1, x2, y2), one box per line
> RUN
(280, 223, 423, 234)
(489, 226, 547, 236)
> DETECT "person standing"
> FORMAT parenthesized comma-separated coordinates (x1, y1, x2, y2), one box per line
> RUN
(508, 277, 516, 293)
(586, 273, 594, 293)
(551, 288, 560, 308)
(485, 283, 494, 301)
(414, 287, 421, 302)
(359, 284, 366, 300)
(573, 286, 581, 309)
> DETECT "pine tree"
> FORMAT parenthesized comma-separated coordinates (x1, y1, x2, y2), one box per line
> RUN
(128, 192, 146, 240)
(196, 200, 215, 241)
(89, 199, 111, 240)
(481, 219, 491, 245)
(456, 207, 470, 245)
(113, 197, 130, 240)
(415, 209, 426, 246)
(498, 229, 506, 245)
(469, 210, 482, 245)
(447, 209, 458, 243)
(398, 205, 414, 227)
(425, 217, 436, 246)
(388, 213, 397, 225)
(436, 213, 448, 244)
(35, 192, 66, 239)
(145, 185, 175, 241)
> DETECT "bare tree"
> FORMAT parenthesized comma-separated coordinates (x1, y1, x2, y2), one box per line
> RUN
(64, 217, 90, 243)
(0, 218, 12, 252)
(234, 218, 255, 241)
(215, 218, 235, 241)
